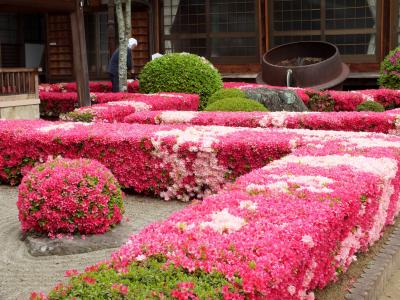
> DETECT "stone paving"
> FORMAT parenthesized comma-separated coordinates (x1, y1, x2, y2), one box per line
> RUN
(379, 269, 400, 300)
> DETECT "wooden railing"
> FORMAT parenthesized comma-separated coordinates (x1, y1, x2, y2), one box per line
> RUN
(0, 68, 39, 98)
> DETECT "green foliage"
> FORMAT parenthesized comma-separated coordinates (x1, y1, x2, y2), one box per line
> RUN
(379, 47, 400, 89)
(47, 256, 234, 299)
(208, 88, 246, 106)
(356, 101, 385, 112)
(62, 111, 94, 123)
(139, 53, 223, 110)
(305, 91, 335, 112)
(204, 97, 268, 112)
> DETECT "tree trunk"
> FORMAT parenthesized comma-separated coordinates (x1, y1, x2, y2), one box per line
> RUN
(115, 0, 131, 92)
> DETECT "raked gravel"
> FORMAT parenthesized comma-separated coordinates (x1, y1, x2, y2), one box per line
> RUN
(0, 185, 187, 300)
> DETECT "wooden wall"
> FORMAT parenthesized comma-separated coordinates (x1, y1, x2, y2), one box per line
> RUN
(46, 14, 73, 81)
(131, 8, 150, 75)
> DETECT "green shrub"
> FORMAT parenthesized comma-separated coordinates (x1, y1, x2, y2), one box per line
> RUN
(204, 97, 268, 112)
(356, 101, 385, 112)
(61, 110, 94, 123)
(46, 255, 235, 299)
(139, 53, 223, 109)
(379, 47, 400, 89)
(208, 88, 246, 106)
(305, 91, 335, 112)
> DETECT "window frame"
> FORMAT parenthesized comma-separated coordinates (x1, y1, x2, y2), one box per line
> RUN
(161, 0, 260, 64)
(267, 0, 382, 63)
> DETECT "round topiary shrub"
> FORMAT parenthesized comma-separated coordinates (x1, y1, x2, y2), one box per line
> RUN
(139, 53, 223, 109)
(356, 101, 385, 112)
(207, 88, 247, 106)
(379, 47, 400, 89)
(204, 97, 268, 112)
(17, 157, 124, 237)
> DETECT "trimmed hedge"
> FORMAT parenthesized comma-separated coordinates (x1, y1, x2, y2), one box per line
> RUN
(139, 53, 223, 109)
(356, 101, 385, 112)
(207, 88, 247, 106)
(204, 97, 268, 112)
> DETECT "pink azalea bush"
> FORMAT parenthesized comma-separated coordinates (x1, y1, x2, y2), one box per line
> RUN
(0, 120, 294, 201)
(123, 110, 400, 134)
(40, 92, 199, 117)
(63, 93, 200, 123)
(17, 157, 124, 237)
(224, 82, 400, 111)
(39, 80, 139, 93)
(23, 124, 400, 299)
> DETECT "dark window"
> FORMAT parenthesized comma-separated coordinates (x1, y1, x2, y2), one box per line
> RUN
(85, 12, 109, 78)
(270, 0, 379, 61)
(163, 0, 259, 63)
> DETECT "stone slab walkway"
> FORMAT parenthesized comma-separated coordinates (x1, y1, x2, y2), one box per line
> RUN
(0, 185, 187, 300)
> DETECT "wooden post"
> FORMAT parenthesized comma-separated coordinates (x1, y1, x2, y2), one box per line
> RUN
(107, 0, 116, 56)
(70, 0, 90, 107)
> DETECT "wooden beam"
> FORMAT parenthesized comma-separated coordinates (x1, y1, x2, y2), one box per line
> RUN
(0, 0, 75, 12)
(70, 0, 91, 107)
(107, 0, 116, 56)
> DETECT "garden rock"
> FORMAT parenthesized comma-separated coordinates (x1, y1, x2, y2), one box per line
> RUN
(244, 87, 309, 112)
(21, 222, 132, 256)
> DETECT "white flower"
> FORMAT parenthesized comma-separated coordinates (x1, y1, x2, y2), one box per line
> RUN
(287, 285, 296, 296)
(135, 254, 147, 262)
(160, 111, 199, 124)
(301, 235, 315, 248)
(239, 200, 258, 211)
(200, 208, 246, 234)
(106, 101, 152, 111)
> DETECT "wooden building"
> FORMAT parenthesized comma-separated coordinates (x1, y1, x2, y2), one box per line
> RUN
(0, 1, 399, 84)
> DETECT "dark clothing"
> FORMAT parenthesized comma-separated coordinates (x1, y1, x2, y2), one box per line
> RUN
(109, 73, 119, 93)
(107, 48, 132, 92)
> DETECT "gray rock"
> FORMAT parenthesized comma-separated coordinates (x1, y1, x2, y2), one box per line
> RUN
(244, 87, 309, 112)
(21, 222, 133, 257)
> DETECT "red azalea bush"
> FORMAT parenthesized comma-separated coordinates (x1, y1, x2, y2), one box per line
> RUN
(40, 92, 199, 117)
(17, 157, 124, 237)
(39, 80, 139, 93)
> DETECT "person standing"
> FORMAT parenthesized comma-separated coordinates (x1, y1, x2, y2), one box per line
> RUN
(107, 38, 137, 92)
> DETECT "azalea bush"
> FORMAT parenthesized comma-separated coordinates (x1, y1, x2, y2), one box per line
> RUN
(139, 53, 223, 109)
(39, 80, 139, 93)
(225, 82, 400, 112)
(28, 124, 400, 299)
(123, 110, 400, 134)
(379, 47, 400, 89)
(40, 92, 199, 117)
(305, 91, 335, 112)
(0, 120, 294, 201)
(207, 88, 247, 106)
(17, 157, 124, 237)
(356, 101, 385, 112)
(204, 97, 268, 112)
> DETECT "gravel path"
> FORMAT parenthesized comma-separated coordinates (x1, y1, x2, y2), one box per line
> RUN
(0, 185, 187, 300)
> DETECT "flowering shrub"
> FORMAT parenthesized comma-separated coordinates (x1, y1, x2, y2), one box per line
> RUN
(204, 97, 268, 112)
(379, 47, 400, 89)
(123, 110, 399, 134)
(36, 125, 400, 299)
(305, 91, 335, 112)
(356, 101, 385, 112)
(225, 82, 400, 111)
(207, 88, 247, 106)
(17, 157, 124, 237)
(40, 92, 199, 117)
(139, 53, 223, 109)
(0, 120, 295, 201)
(39, 80, 139, 93)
